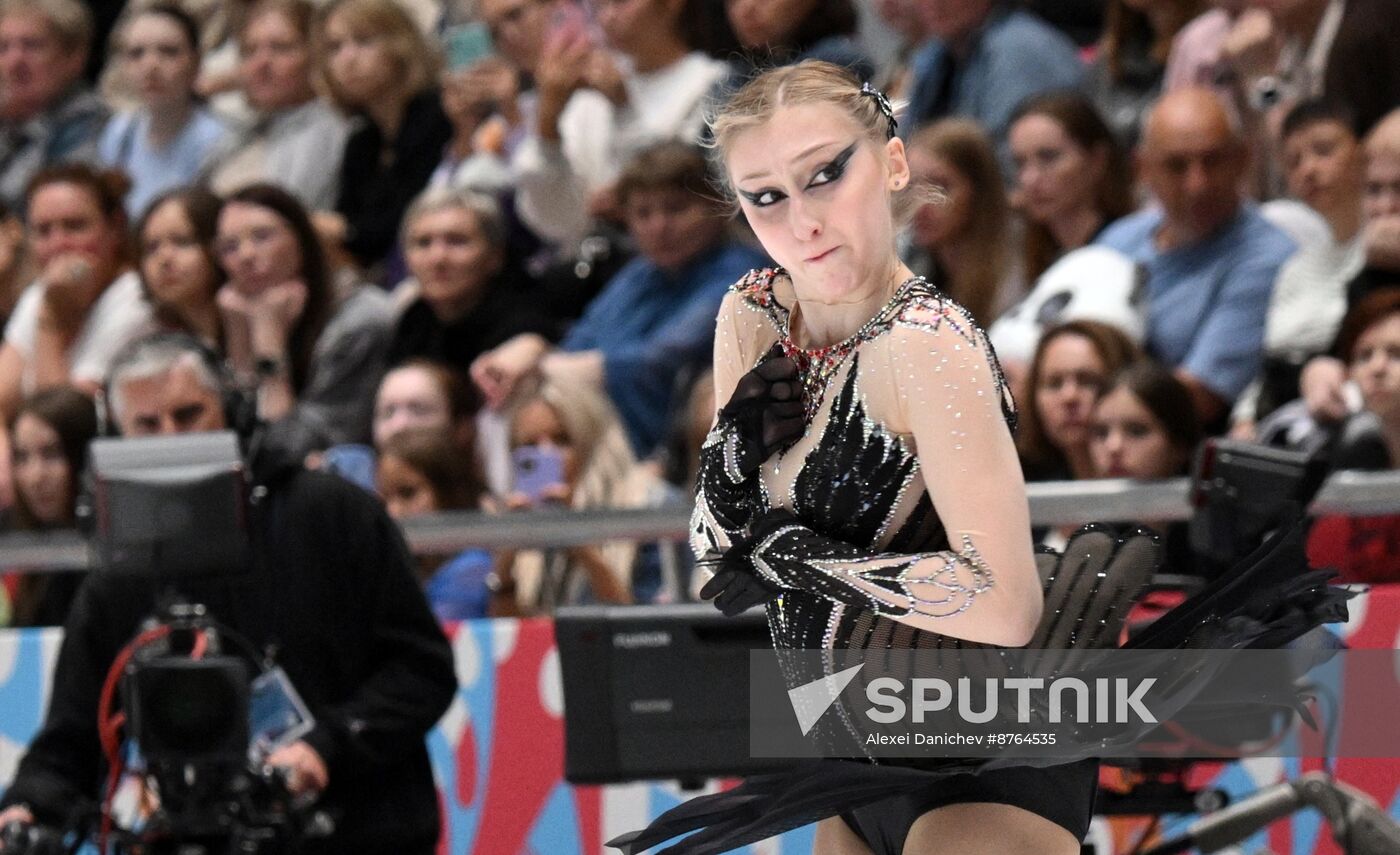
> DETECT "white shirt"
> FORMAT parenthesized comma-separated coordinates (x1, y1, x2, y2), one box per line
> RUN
(1263, 230, 1365, 358)
(1232, 226, 1364, 423)
(512, 51, 729, 245)
(4, 271, 153, 392)
(207, 99, 351, 212)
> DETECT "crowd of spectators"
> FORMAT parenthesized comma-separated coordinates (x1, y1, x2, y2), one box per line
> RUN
(0, 0, 1398, 629)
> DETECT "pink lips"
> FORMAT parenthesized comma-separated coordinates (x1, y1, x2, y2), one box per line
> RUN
(806, 246, 838, 263)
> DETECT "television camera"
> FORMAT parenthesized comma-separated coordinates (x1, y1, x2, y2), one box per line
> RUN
(0, 432, 329, 855)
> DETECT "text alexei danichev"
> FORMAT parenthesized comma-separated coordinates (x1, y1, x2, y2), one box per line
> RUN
(864, 732, 1059, 745)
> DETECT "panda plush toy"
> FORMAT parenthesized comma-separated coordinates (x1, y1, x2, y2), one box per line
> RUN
(988, 245, 1148, 373)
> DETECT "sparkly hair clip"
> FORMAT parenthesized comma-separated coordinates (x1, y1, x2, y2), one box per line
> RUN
(860, 81, 897, 140)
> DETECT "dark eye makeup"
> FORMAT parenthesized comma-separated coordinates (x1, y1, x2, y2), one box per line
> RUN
(739, 142, 859, 208)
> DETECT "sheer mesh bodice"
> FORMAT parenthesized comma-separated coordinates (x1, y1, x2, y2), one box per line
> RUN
(692, 268, 1037, 652)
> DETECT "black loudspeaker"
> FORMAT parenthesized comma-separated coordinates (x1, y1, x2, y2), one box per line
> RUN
(1188, 438, 1328, 570)
(128, 656, 251, 765)
(555, 604, 789, 785)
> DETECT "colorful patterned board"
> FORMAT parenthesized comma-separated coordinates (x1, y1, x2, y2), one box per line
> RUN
(2, 593, 1398, 855)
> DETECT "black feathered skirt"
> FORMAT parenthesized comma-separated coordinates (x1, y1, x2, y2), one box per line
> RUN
(609, 522, 1354, 855)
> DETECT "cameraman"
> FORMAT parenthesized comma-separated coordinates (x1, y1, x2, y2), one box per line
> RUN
(0, 335, 457, 853)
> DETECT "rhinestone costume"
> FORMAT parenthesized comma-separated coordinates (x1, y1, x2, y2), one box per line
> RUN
(612, 268, 1354, 855)
(692, 268, 1019, 654)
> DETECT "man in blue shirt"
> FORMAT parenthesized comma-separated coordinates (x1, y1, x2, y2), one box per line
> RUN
(1098, 88, 1297, 427)
(472, 141, 767, 455)
(905, 0, 1084, 168)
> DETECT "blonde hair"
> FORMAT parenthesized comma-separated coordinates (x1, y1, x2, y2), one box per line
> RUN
(315, 0, 439, 110)
(707, 61, 906, 207)
(906, 119, 1011, 325)
(506, 379, 658, 609)
(711, 61, 891, 153)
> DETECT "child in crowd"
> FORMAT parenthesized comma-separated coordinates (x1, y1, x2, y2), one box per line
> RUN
(376, 426, 494, 621)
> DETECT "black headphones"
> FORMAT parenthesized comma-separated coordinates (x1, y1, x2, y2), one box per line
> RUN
(99, 332, 259, 440)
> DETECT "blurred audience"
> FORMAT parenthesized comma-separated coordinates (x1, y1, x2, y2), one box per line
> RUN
(1018, 320, 1144, 482)
(1332, 289, 1400, 466)
(137, 186, 226, 348)
(1088, 360, 1203, 570)
(1299, 108, 1400, 424)
(205, 0, 351, 211)
(317, 357, 488, 493)
(1306, 289, 1400, 582)
(373, 359, 482, 453)
(0, 0, 107, 210)
(377, 426, 495, 621)
(474, 141, 766, 456)
(1097, 88, 1296, 428)
(0, 385, 95, 626)
(1091, 360, 1203, 479)
(1164, 0, 1240, 94)
(0, 0, 1392, 619)
(386, 187, 552, 373)
(0, 165, 149, 505)
(99, 4, 228, 218)
(469, 0, 564, 166)
(317, 0, 451, 274)
(871, 0, 927, 101)
(903, 119, 1018, 326)
(495, 378, 676, 610)
(1087, 0, 1206, 145)
(432, 54, 515, 195)
(1021, 0, 1107, 46)
(215, 183, 391, 447)
(1234, 100, 1365, 434)
(726, 0, 874, 78)
(362, 357, 491, 487)
(511, 0, 728, 246)
(904, 0, 1084, 167)
(1007, 92, 1136, 285)
(1349, 111, 1400, 297)
(1218, 0, 1400, 144)
(0, 199, 31, 326)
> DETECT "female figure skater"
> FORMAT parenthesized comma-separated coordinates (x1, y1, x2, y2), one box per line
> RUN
(614, 61, 1348, 855)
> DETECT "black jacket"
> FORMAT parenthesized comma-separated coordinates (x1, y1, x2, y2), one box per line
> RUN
(0, 463, 456, 854)
(386, 266, 555, 372)
(335, 89, 453, 269)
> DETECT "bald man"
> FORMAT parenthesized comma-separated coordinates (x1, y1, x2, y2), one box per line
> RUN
(1097, 88, 1297, 427)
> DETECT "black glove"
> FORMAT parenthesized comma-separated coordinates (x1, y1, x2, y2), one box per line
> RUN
(716, 344, 804, 478)
(699, 565, 779, 617)
(697, 508, 801, 616)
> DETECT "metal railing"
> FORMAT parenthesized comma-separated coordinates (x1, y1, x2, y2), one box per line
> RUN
(2, 471, 1397, 573)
